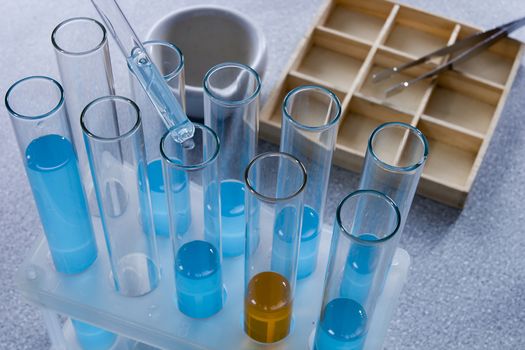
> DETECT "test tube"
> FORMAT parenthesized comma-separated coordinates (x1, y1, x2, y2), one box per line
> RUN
(359, 122, 428, 247)
(129, 40, 186, 237)
(244, 152, 307, 343)
(6, 76, 98, 274)
(81, 96, 160, 297)
(160, 124, 223, 318)
(51, 17, 116, 213)
(280, 85, 342, 279)
(203, 62, 261, 257)
(313, 190, 401, 350)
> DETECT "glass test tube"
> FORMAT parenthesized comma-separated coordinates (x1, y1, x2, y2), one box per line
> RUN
(129, 40, 186, 237)
(81, 96, 160, 297)
(6, 76, 97, 274)
(52, 17, 116, 213)
(359, 122, 428, 248)
(244, 152, 307, 343)
(203, 62, 261, 257)
(313, 190, 401, 350)
(160, 124, 223, 318)
(280, 85, 342, 279)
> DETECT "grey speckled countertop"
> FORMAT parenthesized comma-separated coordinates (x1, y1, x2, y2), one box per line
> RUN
(1, 1, 525, 349)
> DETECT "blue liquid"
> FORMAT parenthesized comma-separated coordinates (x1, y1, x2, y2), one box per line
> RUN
(175, 240, 223, 318)
(314, 298, 368, 350)
(128, 49, 193, 143)
(147, 159, 190, 236)
(220, 180, 245, 257)
(72, 319, 117, 350)
(25, 134, 97, 274)
(297, 206, 320, 279)
(340, 234, 379, 303)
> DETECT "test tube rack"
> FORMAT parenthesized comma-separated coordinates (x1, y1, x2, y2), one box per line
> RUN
(16, 184, 410, 350)
(259, 0, 524, 208)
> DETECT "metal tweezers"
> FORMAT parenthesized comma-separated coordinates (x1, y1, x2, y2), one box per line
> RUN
(373, 16, 525, 96)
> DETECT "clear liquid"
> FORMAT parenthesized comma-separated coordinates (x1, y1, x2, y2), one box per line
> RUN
(314, 298, 368, 350)
(175, 240, 223, 318)
(72, 319, 117, 350)
(220, 180, 245, 257)
(128, 48, 194, 143)
(25, 134, 97, 274)
(340, 234, 379, 303)
(147, 159, 190, 237)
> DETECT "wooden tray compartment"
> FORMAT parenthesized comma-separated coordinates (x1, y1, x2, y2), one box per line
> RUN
(358, 49, 435, 113)
(382, 7, 456, 58)
(423, 70, 502, 136)
(321, 0, 393, 43)
(453, 26, 521, 85)
(260, 0, 524, 207)
(338, 96, 413, 156)
(294, 28, 371, 91)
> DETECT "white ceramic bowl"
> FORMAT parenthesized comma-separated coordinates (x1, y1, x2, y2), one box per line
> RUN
(147, 6, 267, 118)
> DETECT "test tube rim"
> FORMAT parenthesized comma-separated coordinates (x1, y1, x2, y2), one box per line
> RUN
(282, 85, 342, 132)
(336, 189, 401, 245)
(160, 123, 220, 171)
(5, 75, 64, 121)
(244, 151, 307, 203)
(203, 62, 261, 107)
(142, 40, 185, 81)
(51, 17, 108, 56)
(80, 95, 141, 142)
(368, 122, 429, 173)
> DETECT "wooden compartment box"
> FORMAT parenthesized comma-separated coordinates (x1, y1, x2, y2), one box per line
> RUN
(260, 0, 524, 207)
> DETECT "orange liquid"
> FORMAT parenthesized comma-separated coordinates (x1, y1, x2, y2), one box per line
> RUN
(244, 271, 292, 343)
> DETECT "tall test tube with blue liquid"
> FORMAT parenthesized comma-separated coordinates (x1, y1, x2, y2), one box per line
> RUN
(280, 86, 342, 279)
(81, 96, 160, 297)
(129, 40, 186, 237)
(160, 124, 224, 318)
(52, 16, 123, 347)
(6, 76, 98, 275)
(203, 63, 261, 257)
(244, 152, 307, 343)
(313, 190, 401, 350)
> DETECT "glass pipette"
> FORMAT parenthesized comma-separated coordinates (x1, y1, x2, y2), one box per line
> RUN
(90, 0, 194, 143)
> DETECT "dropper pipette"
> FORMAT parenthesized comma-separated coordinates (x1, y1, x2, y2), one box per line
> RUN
(90, 0, 194, 143)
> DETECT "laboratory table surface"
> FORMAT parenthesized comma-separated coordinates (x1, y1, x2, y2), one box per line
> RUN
(1, 0, 525, 349)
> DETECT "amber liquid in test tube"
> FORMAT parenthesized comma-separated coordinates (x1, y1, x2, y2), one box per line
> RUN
(245, 271, 292, 342)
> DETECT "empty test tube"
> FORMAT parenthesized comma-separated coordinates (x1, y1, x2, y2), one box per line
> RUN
(359, 122, 428, 267)
(6, 76, 98, 274)
(203, 62, 261, 257)
(280, 85, 342, 279)
(81, 96, 160, 297)
(243, 152, 307, 343)
(160, 124, 224, 318)
(52, 17, 116, 214)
